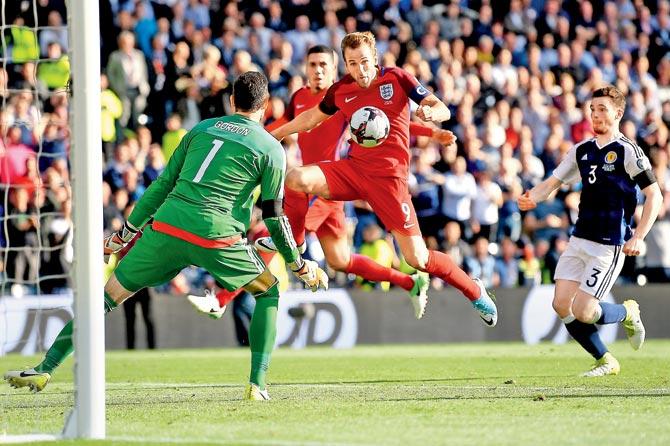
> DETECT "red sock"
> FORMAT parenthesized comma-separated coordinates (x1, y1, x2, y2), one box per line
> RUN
(283, 187, 308, 246)
(423, 250, 480, 301)
(215, 288, 243, 307)
(346, 254, 414, 291)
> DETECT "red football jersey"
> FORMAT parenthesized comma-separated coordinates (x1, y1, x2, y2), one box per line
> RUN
(286, 86, 348, 166)
(319, 67, 431, 178)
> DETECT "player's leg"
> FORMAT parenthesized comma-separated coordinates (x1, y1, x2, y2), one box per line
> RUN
(363, 177, 497, 325)
(242, 269, 279, 400)
(553, 241, 617, 375)
(570, 290, 621, 377)
(553, 279, 611, 369)
(392, 231, 496, 325)
(256, 160, 361, 254)
(197, 241, 278, 400)
(4, 227, 187, 392)
(285, 164, 332, 198)
(319, 229, 427, 318)
(4, 273, 136, 393)
(571, 241, 644, 352)
(320, 234, 412, 290)
(283, 186, 309, 248)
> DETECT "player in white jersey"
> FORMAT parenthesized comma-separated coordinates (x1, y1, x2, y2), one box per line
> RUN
(519, 85, 663, 377)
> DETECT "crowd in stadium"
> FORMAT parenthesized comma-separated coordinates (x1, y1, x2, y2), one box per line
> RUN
(1, 0, 670, 297)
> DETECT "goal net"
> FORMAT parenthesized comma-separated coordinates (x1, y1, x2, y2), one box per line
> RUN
(1, 0, 104, 440)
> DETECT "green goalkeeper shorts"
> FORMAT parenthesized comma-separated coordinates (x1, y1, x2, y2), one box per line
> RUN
(114, 225, 268, 292)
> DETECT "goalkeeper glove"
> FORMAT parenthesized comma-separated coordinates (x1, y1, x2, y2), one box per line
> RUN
(103, 222, 139, 263)
(289, 258, 329, 292)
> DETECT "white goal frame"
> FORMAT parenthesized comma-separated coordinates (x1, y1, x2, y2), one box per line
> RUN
(62, 0, 105, 439)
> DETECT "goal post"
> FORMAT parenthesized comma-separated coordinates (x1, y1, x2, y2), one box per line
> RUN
(63, 0, 105, 439)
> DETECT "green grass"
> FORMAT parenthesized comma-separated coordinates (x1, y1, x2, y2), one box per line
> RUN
(2, 341, 670, 445)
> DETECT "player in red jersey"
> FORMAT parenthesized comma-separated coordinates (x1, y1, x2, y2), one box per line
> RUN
(263, 45, 462, 319)
(190, 45, 455, 319)
(269, 32, 498, 326)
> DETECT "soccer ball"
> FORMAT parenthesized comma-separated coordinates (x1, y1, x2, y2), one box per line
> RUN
(349, 106, 390, 148)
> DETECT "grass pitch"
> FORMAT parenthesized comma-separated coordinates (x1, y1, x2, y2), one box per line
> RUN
(2, 341, 670, 445)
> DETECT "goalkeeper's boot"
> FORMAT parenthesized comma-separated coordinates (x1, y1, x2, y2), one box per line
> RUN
(244, 383, 270, 401)
(255, 237, 306, 255)
(409, 272, 429, 319)
(187, 290, 226, 320)
(622, 299, 645, 350)
(471, 278, 498, 327)
(581, 352, 620, 377)
(4, 368, 51, 393)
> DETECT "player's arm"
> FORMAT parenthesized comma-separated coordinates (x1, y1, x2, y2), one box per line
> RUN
(416, 94, 451, 123)
(270, 105, 330, 141)
(622, 145, 663, 255)
(127, 131, 190, 228)
(260, 143, 328, 291)
(393, 68, 450, 123)
(104, 131, 191, 261)
(265, 115, 289, 132)
(519, 145, 579, 210)
(625, 182, 664, 255)
(518, 176, 563, 211)
(409, 121, 456, 146)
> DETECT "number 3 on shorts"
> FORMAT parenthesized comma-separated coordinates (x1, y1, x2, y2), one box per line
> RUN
(586, 267, 601, 287)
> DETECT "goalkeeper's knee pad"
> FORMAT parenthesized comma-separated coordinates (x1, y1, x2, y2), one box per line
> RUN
(253, 280, 279, 299)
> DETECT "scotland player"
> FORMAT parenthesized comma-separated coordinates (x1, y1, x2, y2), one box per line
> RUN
(518, 86, 663, 377)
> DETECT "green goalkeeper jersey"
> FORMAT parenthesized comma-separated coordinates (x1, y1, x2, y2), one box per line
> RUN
(127, 114, 299, 263)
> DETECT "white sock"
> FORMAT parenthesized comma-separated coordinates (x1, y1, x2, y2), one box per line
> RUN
(562, 314, 576, 324)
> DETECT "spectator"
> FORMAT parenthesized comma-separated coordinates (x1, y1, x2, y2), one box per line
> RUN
(101, 74, 123, 160)
(40, 121, 67, 173)
(522, 189, 569, 242)
(134, 1, 158, 58)
(472, 170, 503, 242)
(357, 223, 396, 291)
(39, 10, 68, 56)
(106, 31, 150, 129)
(285, 16, 318, 65)
(495, 237, 520, 288)
(442, 156, 477, 241)
(161, 114, 187, 161)
(123, 288, 157, 349)
(1, 126, 35, 184)
(464, 237, 498, 288)
(518, 241, 542, 286)
(410, 147, 445, 240)
(5, 188, 40, 293)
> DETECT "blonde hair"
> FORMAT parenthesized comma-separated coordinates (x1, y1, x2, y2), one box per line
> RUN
(340, 31, 377, 60)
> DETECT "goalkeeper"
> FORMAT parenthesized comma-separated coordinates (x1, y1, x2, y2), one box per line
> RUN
(4, 72, 328, 401)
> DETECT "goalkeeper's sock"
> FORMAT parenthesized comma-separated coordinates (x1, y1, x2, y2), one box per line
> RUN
(283, 187, 308, 246)
(35, 292, 118, 374)
(346, 254, 414, 291)
(563, 315, 608, 360)
(422, 250, 480, 301)
(249, 283, 279, 390)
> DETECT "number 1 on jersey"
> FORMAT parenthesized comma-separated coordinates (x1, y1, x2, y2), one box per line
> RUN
(193, 139, 224, 183)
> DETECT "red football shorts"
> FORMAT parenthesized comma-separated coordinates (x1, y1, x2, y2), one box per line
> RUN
(305, 196, 347, 239)
(318, 159, 421, 236)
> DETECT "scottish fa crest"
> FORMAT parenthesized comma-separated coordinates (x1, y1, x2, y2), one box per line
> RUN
(380, 83, 394, 100)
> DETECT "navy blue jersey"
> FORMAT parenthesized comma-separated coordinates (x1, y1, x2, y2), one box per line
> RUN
(552, 135, 654, 245)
